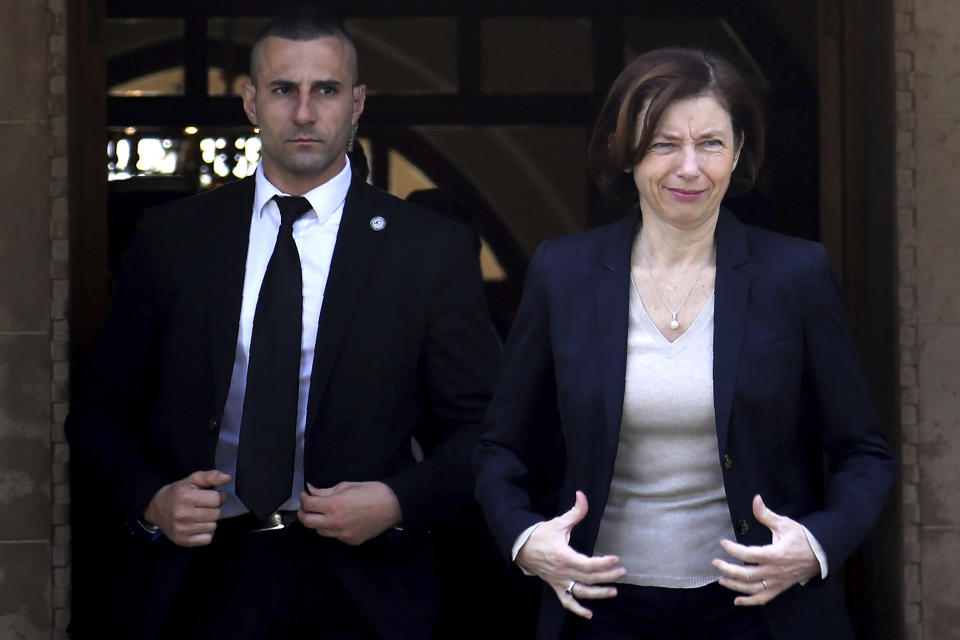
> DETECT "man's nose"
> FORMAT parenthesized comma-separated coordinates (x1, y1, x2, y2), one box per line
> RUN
(292, 94, 316, 124)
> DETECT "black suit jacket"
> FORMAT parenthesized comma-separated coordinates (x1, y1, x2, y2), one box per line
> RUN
(474, 210, 896, 640)
(67, 175, 499, 639)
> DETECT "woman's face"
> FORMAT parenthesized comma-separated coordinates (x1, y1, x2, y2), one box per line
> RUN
(632, 94, 742, 230)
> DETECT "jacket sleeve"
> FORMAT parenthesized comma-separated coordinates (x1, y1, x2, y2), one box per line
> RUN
(795, 243, 897, 570)
(65, 210, 173, 527)
(380, 224, 501, 530)
(473, 242, 564, 559)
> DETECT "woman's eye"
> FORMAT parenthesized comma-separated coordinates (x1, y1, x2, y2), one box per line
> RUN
(650, 142, 674, 151)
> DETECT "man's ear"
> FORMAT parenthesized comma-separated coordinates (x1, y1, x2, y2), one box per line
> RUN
(351, 84, 367, 124)
(241, 79, 258, 126)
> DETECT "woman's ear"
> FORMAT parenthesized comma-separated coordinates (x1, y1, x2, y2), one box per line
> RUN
(732, 131, 745, 169)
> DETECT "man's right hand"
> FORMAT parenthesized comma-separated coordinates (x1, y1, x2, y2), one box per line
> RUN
(143, 470, 230, 547)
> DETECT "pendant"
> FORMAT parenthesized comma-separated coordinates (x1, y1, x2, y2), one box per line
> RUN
(669, 312, 680, 330)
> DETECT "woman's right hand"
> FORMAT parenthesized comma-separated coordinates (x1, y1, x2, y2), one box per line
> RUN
(517, 491, 626, 619)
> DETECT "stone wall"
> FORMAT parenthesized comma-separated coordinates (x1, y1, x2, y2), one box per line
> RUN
(898, 0, 960, 637)
(0, 0, 64, 638)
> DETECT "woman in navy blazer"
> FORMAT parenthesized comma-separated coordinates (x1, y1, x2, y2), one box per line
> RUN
(474, 48, 895, 640)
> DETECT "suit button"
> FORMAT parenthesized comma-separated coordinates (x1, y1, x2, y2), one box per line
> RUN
(723, 454, 733, 470)
(208, 417, 219, 431)
(737, 519, 749, 536)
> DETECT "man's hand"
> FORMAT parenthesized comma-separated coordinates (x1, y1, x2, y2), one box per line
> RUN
(298, 481, 402, 546)
(517, 491, 625, 620)
(712, 494, 820, 605)
(143, 470, 230, 547)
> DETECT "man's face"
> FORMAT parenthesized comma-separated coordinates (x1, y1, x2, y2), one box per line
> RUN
(242, 36, 365, 195)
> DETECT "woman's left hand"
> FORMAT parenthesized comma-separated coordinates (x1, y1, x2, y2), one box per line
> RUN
(712, 494, 820, 605)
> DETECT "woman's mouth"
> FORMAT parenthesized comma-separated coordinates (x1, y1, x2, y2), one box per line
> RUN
(667, 188, 705, 202)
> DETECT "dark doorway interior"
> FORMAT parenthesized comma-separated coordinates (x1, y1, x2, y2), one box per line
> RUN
(69, 1, 899, 637)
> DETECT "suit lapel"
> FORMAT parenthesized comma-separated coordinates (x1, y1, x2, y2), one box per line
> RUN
(712, 210, 751, 452)
(595, 211, 640, 447)
(204, 178, 256, 418)
(304, 179, 391, 431)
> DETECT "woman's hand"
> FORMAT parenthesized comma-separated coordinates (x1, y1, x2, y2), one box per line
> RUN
(712, 494, 820, 605)
(517, 491, 626, 619)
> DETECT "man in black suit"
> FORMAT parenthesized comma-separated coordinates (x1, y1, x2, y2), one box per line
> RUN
(66, 9, 498, 640)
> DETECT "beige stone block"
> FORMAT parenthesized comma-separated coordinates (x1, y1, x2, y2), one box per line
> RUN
(915, 116, 960, 229)
(902, 443, 917, 464)
(914, 0, 960, 115)
(896, 50, 914, 72)
(920, 527, 960, 638)
(904, 524, 919, 544)
(894, 11, 913, 33)
(903, 501, 920, 524)
(53, 610, 69, 633)
(0, 335, 52, 540)
(896, 90, 914, 114)
(902, 403, 918, 425)
(901, 364, 918, 386)
(0, 543, 51, 638)
(917, 324, 960, 527)
(905, 602, 920, 625)
(902, 422, 919, 445)
(903, 482, 918, 504)
(0, 4, 48, 122)
(916, 237, 960, 322)
(902, 385, 920, 404)
(0, 124, 51, 331)
(53, 525, 69, 545)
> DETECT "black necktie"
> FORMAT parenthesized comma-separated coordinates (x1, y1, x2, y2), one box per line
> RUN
(236, 195, 313, 520)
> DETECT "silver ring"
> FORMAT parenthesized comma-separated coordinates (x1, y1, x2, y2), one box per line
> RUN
(564, 579, 577, 596)
(761, 579, 768, 591)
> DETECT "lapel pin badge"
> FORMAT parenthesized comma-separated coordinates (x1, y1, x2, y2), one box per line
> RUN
(369, 216, 387, 232)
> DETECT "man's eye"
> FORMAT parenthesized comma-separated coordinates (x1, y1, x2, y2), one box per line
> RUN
(272, 86, 293, 95)
(318, 86, 338, 96)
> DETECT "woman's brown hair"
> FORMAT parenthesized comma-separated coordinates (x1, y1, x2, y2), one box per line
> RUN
(588, 48, 765, 205)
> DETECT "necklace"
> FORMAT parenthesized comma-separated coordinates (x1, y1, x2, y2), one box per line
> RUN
(639, 246, 713, 330)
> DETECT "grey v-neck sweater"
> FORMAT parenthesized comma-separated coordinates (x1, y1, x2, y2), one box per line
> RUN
(593, 289, 736, 588)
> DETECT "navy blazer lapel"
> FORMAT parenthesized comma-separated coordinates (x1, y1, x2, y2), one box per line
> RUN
(595, 211, 640, 447)
(205, 177, 256, 418)
(712, 210, 751, 452)
(304, 178, 391, 431)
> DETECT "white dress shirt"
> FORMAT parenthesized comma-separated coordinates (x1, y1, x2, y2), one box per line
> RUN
(215, 159, 352, 519)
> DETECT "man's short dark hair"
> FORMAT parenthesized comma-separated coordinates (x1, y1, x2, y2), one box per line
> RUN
(249, 8, 359, 84)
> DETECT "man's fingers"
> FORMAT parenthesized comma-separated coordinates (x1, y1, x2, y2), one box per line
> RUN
(190, 469, 231, 489)
(556, 491, 589, 528)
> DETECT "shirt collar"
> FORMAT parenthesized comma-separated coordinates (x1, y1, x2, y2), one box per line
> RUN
(253, 157, 352, 225)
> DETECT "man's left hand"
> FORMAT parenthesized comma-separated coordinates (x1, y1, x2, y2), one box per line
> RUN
(712, 494, 819, 606)
(298, 481, 402, 546)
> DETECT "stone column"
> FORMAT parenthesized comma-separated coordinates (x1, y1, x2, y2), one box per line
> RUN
(903, 0, 960, 637)
(0, 0, 59, 638)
